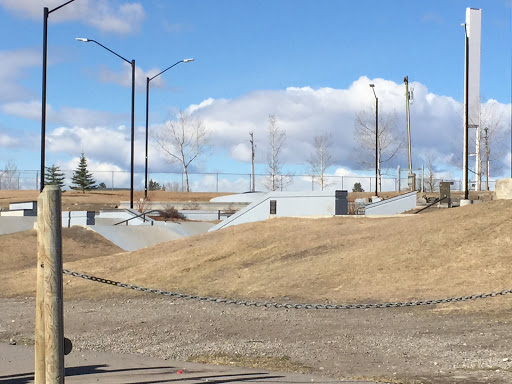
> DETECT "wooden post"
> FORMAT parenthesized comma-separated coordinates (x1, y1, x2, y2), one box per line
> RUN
(35, 193, 46, 384)
(42, 186, 64, 384)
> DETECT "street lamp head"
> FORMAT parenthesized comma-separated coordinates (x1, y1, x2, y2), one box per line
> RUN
(75, 37, 90, 42)
(183, 58, 194, 63)
(369, 84, 375, 88)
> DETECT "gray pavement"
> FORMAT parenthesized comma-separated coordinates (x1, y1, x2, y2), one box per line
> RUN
(0, 343, 375, 384)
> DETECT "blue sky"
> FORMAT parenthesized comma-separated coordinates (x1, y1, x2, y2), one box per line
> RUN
(0, 0, 511, 192)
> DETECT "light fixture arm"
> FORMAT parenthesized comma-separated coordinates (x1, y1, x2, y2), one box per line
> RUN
(84, 39, 132, 65)
(149, 59, 194, 82)
(49, 0, 76, 14)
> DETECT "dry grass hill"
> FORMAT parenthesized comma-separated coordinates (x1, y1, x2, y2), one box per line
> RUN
(2, 191, 512, 314)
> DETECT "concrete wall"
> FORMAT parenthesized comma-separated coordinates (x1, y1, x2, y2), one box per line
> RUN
(62, 211, 95, 227)
(365, 191, 417, 216)
(495, 179, 512, 199)
(0, 217, 37, 235)
(209, 191, 335, 232)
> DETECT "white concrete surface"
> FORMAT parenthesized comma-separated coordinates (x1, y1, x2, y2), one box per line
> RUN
(87, 221, 214, 251)
(209, 191, 335, 232)
(365, 191, 417, 216)
(9, 201, 36, 210)
(210, 192, 266, 203)
(0, 217, 37, 235)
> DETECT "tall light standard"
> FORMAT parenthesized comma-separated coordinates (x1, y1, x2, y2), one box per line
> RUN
(41, 0, 77, 192)
(369, 84, 378, 197)
(76, 38, 135, 209)
(461, 23, 470, 200)
(145, 58, 194, 198)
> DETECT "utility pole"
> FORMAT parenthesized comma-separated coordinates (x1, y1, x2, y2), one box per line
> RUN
(404, 76, 412, 172)
(404, 76, 415, 191)
(249, 132, 255, 192)
(484, 127, 490, 191)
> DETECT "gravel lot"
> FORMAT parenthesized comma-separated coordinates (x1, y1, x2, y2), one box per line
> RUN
(2, 296, 512, 384)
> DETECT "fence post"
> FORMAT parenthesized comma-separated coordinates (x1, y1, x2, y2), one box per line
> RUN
(35, 194, 46, 384)
(42, 185, 64, 384)
(397, 165, 401, 192)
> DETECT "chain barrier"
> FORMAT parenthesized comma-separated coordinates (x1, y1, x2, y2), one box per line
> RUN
(63, 269, 512, 310)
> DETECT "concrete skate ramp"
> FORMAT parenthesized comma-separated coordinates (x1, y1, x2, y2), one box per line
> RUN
(88, 222, 214, 251)
(209, 191, 334, 232)
(365, 191, 417, 216)
(0, 217, 37, 235)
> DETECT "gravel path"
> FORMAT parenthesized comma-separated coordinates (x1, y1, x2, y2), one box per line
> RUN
(2, 297, 512, 383)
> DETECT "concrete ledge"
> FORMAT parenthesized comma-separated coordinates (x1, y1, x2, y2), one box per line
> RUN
(495, 178, 512, 199)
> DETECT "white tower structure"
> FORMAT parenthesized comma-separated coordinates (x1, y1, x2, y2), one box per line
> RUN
(463, 8, 482, 193)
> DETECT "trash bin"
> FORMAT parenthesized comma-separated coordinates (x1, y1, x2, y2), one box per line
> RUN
(335, 190, 348, 215)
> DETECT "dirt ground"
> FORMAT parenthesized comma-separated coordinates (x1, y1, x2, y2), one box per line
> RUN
(1, 190, 512, 383)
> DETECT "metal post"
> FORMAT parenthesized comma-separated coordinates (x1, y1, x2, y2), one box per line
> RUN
(397, 165, 401, 192)
(375, 96, 379, 196)
(370, 84, 379, 197)
(130, 59, 135, 208)
(40, 7, 48, 193)
(145, 76, 149, 199)
(421, 164, 425, 193)
(40, 1, 77, 193)
(250, 132, 255, 192)
(463, 25, 470, 200)
(404, 76, 412, 172)
(216, 173, 219, 192)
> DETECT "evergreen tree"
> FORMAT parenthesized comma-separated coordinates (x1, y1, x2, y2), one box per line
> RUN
(352, 182, 365, 192)
(149, 179, 162, 191)
(44, 164, 66, 189)
(70, 153, 96, 193)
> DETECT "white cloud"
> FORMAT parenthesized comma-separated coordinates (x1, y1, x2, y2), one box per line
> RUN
(0, 0, 145, 35)
(98, 62, 168, 92)
(186, 76, 474, 177)
(0, 49, 40, 102)
(60, 156, 129, 189)
(47, 126, 133, 166)
(0, 133, 20, 148)
(1, 101, 127, 127)
(230, 143, 251, 162)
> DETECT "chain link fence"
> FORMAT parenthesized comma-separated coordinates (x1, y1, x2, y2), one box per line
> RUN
(3, 169, 495, 194)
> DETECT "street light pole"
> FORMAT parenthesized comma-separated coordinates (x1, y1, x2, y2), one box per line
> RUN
(144, 59, 193, 198)
(463, 24, 470, 200)
(76, 38, 135, 208)
(370, 84, 378, 197)
(40, 0, 77, 193)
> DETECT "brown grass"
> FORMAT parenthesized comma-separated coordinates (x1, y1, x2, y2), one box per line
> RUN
(0, 190, 232, 211)
(3, 195, 512, 314)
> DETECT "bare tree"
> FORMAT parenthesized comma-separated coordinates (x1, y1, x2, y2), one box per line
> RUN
(263, 115, 292, 191)
(425, 156, 437, 192)
(354, 107, 402, 192)
(154, 111, 209, 192)
(0, 160, 19, 190)
(306, 132, 334, 191)
(474, 101, 507, 190)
